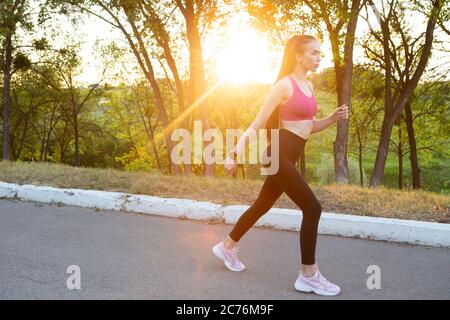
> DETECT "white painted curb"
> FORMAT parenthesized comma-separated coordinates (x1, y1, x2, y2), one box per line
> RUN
(0, 181, 18, 198)
(224, 205, 450, 247)
(123, 194, 223, 221)
(0, 182, 223, 221)
(16, 183, 126, 210)
(1, 181, 449, 248)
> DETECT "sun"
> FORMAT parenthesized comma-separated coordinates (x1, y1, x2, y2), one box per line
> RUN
(216, 28, 276, 84)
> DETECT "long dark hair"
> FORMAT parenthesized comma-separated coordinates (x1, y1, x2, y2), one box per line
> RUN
(265, 35, 317, 143)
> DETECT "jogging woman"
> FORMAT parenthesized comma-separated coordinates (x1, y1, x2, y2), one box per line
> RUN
(212, 35, 349, 296)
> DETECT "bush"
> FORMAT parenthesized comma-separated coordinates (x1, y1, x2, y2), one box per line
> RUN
(316, 153, 367, 186)
(114, 146, 155, 172)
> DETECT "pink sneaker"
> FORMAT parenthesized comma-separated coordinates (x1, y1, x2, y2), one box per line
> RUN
(294, 270, 341, 296)
(212, 241, 246, 272)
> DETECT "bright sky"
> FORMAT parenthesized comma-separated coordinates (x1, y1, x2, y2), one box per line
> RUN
(76, 8, 332, 86)
(71, 4, 447, 86)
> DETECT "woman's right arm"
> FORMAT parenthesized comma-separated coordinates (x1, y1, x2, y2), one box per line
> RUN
(228, 79, 288, 160)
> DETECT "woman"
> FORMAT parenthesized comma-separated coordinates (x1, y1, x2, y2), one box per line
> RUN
(212, 35, 349, 296)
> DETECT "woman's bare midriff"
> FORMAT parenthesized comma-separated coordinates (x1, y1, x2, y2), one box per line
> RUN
(281, 119, 313, 140)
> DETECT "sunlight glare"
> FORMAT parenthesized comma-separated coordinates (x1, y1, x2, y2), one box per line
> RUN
(216, 29, 275, 84)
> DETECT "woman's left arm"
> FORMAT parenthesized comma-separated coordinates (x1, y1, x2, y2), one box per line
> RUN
(311, 113, 337, 134)
(307, 81, 349, 134)
(311, 104, 349, 134)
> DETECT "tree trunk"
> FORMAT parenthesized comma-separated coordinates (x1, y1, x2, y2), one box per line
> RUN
(398, 125, 403, 190)
(404, 101, 421, 189)
(150, 83, 179, 175)
(147, 115, 162, 171)
(2, 32, 13, 161)
(330, 37, 348, 184)
(183, 4, 215, 176)
(370, 114, 396, 187)
(331, 0, 361, 184)
(138, 101, 162, 171)
(43, 105, 58, 162)
(59, 120, 69, 163)
(358, 134, 364, 187)
(39, 120, 47, 162)
(154, 24, 192, 175)
(73, 110, 80, 166)
(15, 106, 32, 160)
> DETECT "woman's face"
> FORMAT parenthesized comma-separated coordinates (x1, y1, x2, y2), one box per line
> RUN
(295, 40, 322, 72)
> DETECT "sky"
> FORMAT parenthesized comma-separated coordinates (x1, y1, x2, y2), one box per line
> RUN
(53, 2, 448, 86)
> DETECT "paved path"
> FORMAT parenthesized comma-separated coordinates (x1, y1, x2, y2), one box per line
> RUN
(0, 199, 449, 299)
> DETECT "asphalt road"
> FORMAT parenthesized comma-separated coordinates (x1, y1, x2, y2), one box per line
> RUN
(0, 198, 449, 300)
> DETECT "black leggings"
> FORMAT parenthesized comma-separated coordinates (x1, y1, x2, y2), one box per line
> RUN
(229, 128, 322, 265)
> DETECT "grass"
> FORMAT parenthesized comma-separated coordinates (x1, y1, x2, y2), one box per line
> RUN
(360, 152, 450, 194)
(1, 160, 449, 224)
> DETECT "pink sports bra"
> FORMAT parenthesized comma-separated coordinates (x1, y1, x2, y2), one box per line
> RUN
(279, 76, 318, 121)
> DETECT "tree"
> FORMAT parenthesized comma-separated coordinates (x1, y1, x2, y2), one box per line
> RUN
(29, 43, 107, 166)
(59, 0, 181, 174)
(364, 0, 444, 187)
(175, 0, 223, 176)
(8, 71, 55, 161)
(1, 0, 61, 161)
(347, 65, 384, 186)
(1, 0, 28, 160)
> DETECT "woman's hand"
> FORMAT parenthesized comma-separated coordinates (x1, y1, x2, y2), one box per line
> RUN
(333, 104, 349, 122)
(224, 156, 238, 176)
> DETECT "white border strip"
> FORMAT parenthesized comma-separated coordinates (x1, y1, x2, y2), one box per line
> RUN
(1, 181, 449, 248)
